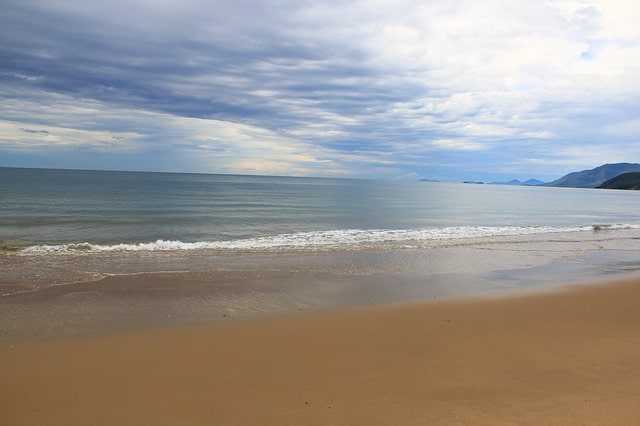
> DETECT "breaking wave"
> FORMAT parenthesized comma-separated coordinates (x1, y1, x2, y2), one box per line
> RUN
(16, 224, 640, 255)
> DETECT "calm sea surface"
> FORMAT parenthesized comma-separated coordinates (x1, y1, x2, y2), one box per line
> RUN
(2, 167, 640, 338)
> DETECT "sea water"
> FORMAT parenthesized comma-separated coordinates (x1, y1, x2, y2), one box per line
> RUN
(2, 167, 639, 252)
(2, 167, 640, 337)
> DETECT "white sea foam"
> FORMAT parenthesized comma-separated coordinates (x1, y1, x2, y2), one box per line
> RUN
(17, 224, 640, 255)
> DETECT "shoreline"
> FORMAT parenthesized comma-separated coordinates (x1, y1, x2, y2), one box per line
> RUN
(4, 239, 640, 342)
(2, 275, 640, 424)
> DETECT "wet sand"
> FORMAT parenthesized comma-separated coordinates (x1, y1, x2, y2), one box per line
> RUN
(2, 276, 640, 425)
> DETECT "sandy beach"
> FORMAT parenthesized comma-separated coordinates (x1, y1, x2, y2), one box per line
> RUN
(2, 276, 640, 425)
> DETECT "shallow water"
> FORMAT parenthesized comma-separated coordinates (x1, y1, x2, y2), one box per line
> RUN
(2, 229, 640, 340)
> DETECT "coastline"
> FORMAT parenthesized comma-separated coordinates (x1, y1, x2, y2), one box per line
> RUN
(4, 233, 640, 342)
(2, 275, 640, 425)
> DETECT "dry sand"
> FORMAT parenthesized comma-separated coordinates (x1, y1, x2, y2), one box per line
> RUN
(2, 276, 640, 425)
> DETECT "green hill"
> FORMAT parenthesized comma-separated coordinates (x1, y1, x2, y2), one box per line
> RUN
(547, 163, 640, 188)
(597, 172, 640, 190)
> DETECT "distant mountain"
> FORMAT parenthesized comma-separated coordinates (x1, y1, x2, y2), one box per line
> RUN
(523, 179, 546, 186)
(597, 172, 640, 190)
(491, 179, 545, 186)
(547, 163, 640, 188)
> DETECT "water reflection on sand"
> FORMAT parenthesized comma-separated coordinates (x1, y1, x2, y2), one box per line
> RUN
(2, 229, 640, 340)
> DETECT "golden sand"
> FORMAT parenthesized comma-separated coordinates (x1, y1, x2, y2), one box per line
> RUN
(2, 277, 640, 425)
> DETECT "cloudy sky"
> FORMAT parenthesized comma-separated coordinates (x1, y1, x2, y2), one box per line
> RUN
(1, 0, 640, 181)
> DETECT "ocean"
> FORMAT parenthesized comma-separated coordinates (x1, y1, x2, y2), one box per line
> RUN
(2, 167, 640, 338)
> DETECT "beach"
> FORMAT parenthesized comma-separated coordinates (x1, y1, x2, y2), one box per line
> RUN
(2, 275, 640, 425)
(3, 169, 640, 424)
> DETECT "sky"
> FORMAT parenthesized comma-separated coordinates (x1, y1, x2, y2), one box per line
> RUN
(1, 0, 640, 182)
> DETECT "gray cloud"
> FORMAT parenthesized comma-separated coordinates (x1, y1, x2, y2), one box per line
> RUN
(20, 128, 49, 134)
(2, 0, 640, 181)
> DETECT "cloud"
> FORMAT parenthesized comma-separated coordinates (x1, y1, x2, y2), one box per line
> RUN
(1, 121, 143, 152)
(20, 128, 49, 134)
(431, 139, 486, 151)
(1, 0, 640, 180)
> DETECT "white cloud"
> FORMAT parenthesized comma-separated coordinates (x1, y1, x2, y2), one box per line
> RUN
(595, 0, 640, 39)
(0, 89, 382, 176)
(431, 139, 486, 151)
